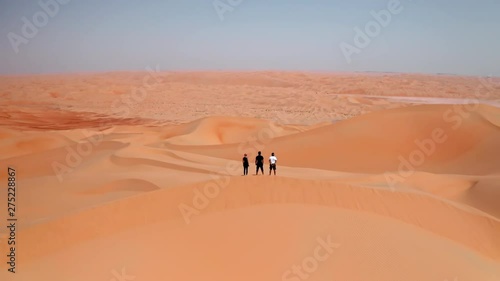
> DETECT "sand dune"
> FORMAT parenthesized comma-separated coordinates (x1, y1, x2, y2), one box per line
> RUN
(0, 72, 499, 281)
(456, 178, 500, 219)
(3, 72, 499, 124)
(163, 116, 301, 145)
(13, 175, 500, 260)
(79, 179, 161, 195)
(174, 104, 500, 175)
(0, 130, 73, 159)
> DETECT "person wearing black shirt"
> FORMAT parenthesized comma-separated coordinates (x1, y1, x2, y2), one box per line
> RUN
(255, 151, 264, 175)
(242, 154, 249, 175)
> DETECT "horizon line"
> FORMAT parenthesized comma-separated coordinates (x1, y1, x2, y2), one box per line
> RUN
(0, 69, 497, 79)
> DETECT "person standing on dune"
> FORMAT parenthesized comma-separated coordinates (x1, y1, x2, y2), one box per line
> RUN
(242, 154, 249, 176)
(255, 151, 264, 175)
(269, 152, 278, 175)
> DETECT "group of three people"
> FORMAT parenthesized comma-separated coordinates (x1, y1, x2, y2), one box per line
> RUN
(242, 151, 278, 176)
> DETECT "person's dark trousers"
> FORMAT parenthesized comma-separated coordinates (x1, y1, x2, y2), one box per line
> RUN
(269, 164, 276, 175)
(243, 166, 248, 175)
(256, 164, 264, 175)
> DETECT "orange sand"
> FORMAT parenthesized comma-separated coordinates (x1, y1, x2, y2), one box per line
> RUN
(0, 72, 499, 281)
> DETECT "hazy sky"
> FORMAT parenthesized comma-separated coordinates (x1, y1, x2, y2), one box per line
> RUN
(1, 0, 499, 76)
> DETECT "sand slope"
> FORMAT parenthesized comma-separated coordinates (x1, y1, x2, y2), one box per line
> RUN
(1, 72, 499, 281)
(173, 104, 500, 175)
(162, 116, 302, 145)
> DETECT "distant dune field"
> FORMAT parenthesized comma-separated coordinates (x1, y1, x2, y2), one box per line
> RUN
(1, 72, 499, 281)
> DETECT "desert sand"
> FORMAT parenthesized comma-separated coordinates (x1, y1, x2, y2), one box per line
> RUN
(0, 72, 499, 281)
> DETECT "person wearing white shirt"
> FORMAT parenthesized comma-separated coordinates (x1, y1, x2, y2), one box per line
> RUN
(269, 152, 278, 176)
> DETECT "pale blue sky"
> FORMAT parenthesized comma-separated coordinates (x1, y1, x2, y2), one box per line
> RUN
(1, 0, 499, 76)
